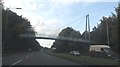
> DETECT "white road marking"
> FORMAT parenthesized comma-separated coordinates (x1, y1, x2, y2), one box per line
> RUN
(25, 56, 31, 58)
(25, 56, 29, 58)
(11, 59, 23, 65)
(31, 54, 33, 56)
(25, 54, 33, 59)
(11, 53, 34, 65)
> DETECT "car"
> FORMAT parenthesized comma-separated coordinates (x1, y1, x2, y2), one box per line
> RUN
(101, 48, 118, 59)
(70, 51, 80, 56)
(28, 49, 32, 51)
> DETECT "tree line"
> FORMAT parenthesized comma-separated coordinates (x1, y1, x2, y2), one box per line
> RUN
(51, 2, 119, 55)
(2, 6, 42, 53)
(90, 2, 119, 54)
(51, 27, 90, 53)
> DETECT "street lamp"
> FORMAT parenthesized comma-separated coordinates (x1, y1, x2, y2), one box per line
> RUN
(5, 7, 22, 30)
(3, 7, 22, 52)
(106, 21, 110, 46)
(104, 16, 110, 46)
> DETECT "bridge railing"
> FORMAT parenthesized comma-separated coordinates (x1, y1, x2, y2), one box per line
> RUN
(19, 34, 89, 43)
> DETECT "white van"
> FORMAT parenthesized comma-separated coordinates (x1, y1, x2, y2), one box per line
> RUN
(89, 45, 110, 52)
(89, 45, 117, 59)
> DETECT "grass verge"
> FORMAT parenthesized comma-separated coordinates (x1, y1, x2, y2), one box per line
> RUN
(51, 53, 118, 65)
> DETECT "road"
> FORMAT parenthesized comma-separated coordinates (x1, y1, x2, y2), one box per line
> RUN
(2, 51, 80, 65)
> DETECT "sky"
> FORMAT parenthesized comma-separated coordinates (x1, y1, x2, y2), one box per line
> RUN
(3, 0, 119, 48)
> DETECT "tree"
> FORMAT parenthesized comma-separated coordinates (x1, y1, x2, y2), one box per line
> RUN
(51, 27, 89, 53)
(116, 2, 120, 23)
(93, 26, 97, 31)
(2, 8, 41, 52)
(90, 2, 119, 54)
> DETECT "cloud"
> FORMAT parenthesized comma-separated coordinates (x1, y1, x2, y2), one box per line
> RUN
(41, 0, 119, 2)
(3, 0, 118, 48)
(3, 0, 87, 40)
(34, 17, 63, 35)
(7, 1, 67, 36)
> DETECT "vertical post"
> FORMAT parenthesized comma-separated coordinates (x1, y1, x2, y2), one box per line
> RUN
(4, 8, 10, 52)
(5, 8, 8, 30)
(3, 8, 9, 52)
(88, 14, 91, 45)
(0, 2, 2, 66)
(85, 15, 88, 40)
(106, 21, 109, 46)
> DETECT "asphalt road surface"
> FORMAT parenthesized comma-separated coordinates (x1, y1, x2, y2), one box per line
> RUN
(3, 51, 80, 65)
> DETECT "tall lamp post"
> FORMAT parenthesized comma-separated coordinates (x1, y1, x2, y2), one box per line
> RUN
(5, 7, 22, 30)
(106, 21, 110, 46)
(3, 7, 22, 52)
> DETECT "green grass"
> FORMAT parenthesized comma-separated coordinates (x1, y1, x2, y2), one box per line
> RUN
(51, 53, 118, 65)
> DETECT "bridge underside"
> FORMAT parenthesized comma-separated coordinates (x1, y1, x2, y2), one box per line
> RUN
(22, 36, 90, 44)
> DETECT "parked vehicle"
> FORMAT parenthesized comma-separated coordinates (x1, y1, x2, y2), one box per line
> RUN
(89, 45, 118, 59)
(70, 51, 80, 56)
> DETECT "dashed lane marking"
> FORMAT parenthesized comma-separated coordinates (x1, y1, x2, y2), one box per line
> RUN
(25, 54, 33, 58)
(11, 53, 34, 65)
(11, 59, 23, 65)
(25, 56, 30, 58)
